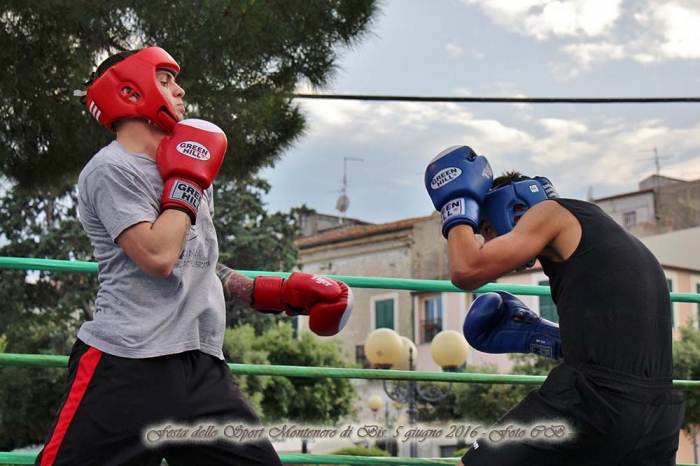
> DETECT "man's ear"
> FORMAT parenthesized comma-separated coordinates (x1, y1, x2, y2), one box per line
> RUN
(121, 86, 141, 102)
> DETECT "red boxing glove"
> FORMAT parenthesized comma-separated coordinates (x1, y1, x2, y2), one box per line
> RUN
(252, 273, 354, 337)
(156, 119, 227, 224)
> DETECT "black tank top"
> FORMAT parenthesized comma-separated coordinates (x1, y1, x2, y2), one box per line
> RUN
(538, 198, 673, 378)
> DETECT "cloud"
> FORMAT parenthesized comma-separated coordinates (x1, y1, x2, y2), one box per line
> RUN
(460, 0, 700, 79)
(301, 99, 478, 140)
(446, 43, 463, 57)
(634, 3, 700, 61)
(561, 41, 625, 68)
(462, 0, 622, 40)
(545, 41, 625, 80)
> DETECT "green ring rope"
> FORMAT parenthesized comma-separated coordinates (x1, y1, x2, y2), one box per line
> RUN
(2, 256, 700, 301)
(2, 354, 700, 389)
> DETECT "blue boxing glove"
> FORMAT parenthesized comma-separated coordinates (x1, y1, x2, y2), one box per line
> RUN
(463, 291, 563, 360)
(424, 145, 493, 238)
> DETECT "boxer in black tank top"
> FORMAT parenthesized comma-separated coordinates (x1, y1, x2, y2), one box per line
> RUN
(423, 152, 685, 466)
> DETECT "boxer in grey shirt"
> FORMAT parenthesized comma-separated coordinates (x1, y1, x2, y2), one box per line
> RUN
(35, 47, 353, 466)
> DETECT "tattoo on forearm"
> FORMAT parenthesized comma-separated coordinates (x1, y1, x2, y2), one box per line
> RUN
(179, 217, 191, 253)
(216, 263, 253, 305)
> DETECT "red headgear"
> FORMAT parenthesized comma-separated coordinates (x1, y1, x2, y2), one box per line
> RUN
(85, 47, 181, 133)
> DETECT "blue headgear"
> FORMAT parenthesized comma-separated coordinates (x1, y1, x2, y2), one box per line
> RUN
(480, 177, 559, 236)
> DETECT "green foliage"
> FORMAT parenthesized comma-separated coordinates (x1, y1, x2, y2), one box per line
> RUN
(0, 3, 110, 193)
(416, 356, 559, 424)
(252, 324, 357, 424)
(508, 353, 560, 376)
(0, 289, 78, 450)
(213, 178, 305, 333)
(1, 0, 382, 193)
(215, 178, 301, 273)
(450, 356, 559, 427)
(673, 325, 700, 433)
(222, 324, 272, 416)
(330, 446, 390, 457)
(223, 323, 357, 428)
(0, 366, 68, 450)
(454, 447, 468, 457)
(0, 186, 94, 450)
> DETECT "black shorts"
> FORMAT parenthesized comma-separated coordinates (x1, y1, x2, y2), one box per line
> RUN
(461, 363, 685, 466)
(35, 339, 283, 466)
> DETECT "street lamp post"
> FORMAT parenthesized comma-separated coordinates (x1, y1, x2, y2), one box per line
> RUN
(366, 395, 384, 450)
(364, 328, 469, 458)
(366, 395, 402, 456)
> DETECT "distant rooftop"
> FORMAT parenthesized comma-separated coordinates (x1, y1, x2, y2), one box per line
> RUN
(593, 174, 696, 202)
(295, 214, 435, 249)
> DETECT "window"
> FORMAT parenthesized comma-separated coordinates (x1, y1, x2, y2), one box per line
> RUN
(375, 299, 394, 330)
(538, 280, 558, 323)
(623, 211, 637, 229)
(421, 296, 443, 343)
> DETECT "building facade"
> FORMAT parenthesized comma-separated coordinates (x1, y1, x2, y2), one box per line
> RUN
(595, 174, 700, 237)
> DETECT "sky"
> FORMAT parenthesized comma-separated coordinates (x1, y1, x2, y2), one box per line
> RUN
(260, 0, 700, 225)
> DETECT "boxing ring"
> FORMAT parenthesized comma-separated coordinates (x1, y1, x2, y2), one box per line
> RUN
(0, 256, 699, 466)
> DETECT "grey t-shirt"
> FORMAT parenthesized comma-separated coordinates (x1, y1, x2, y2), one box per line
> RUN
(77, 140, 226, 359)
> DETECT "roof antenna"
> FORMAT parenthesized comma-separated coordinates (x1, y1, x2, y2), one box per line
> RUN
(637, 147, 673, 222)
(336, 157, 364, 222)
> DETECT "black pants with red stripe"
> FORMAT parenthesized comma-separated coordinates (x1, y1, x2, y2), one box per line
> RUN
(35, 339, 283, 466)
